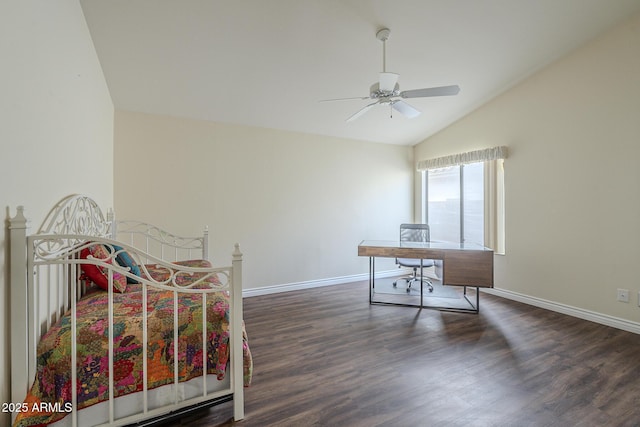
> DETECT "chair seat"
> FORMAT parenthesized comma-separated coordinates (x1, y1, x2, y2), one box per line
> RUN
(397, 258, 435, 268)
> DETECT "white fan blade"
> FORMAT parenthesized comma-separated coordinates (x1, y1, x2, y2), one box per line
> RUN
(346, 101, 379, 122)
(392, 100, 420, 118)
(400, 85, 460, 98)
(319, 96, 370, 103)
(379, 72, 399, 92)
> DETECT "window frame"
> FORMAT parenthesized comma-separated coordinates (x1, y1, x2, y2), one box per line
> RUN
(422, 158, 505, 254)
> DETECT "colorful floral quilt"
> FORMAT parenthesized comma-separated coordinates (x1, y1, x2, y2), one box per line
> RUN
(14, 260, 253, 427)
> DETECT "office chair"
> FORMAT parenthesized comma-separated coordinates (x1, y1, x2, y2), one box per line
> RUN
(393, 223, 434, 293)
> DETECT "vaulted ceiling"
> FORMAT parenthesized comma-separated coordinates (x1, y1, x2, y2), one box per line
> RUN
(80, 0, 640, 145)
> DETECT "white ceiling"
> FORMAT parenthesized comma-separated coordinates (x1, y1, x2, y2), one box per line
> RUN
(80, 0, 640, 146)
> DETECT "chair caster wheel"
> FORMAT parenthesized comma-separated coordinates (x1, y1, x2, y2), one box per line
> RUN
(406, 288, 411, 293)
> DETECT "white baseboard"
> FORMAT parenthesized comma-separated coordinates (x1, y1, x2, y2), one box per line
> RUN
(242, 269, 406, 298)
(483, 288, 640, 335)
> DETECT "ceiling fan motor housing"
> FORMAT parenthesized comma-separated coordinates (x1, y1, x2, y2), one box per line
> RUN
(370, 82, 399, 99)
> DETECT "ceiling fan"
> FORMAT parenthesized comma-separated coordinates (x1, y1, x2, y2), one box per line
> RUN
(322, 28, 460, 122)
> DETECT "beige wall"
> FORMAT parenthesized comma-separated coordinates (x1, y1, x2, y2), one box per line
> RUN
(0, 0, 113, 422)
(415, 13, 640, 324)
(114, 111, 414, 289)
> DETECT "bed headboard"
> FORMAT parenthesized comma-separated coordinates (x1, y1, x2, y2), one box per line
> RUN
(37, 194, 113, 236)
(9, 195, 114, 411)
(23, 194, 208, 261)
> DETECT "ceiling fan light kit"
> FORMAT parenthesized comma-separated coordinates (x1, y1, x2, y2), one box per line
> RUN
(378, 72, 399, 93)
(324, 27, 460, 122)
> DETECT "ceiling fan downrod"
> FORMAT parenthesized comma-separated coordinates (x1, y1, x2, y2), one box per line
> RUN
(376, 28, 391, 73)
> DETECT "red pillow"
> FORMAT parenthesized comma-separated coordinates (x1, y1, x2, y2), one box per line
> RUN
(80, 244, 127, 293)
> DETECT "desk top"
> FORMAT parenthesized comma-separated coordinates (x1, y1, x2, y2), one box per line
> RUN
(359, 240, 491, 252)
(359, 240, 494, 287)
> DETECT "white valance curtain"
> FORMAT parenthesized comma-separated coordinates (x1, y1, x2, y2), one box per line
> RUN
(416, 146, 508, 171)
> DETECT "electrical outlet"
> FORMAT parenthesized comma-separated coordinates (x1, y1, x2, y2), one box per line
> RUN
(617, 288, 629, 303)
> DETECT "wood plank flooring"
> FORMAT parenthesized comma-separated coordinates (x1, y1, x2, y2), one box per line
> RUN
(180, 280, 640, 427)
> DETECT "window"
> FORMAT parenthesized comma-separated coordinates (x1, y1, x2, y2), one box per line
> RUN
(418, 147, 506, 254)
(425, 162, 484, 245)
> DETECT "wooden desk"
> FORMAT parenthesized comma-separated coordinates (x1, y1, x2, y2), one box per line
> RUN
(358, 240, 494, 312)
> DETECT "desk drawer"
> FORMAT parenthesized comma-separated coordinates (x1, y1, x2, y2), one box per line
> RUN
(443, 250, 493, 287)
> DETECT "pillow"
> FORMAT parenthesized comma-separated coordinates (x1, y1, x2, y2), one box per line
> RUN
(80, 244, 128, 293)
(112, 244, 141, 283)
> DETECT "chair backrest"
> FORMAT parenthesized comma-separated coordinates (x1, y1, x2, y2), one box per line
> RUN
(399, 223, 430, 243)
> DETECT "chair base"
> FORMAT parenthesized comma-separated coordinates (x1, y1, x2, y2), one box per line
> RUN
(393, 276, 434, 293)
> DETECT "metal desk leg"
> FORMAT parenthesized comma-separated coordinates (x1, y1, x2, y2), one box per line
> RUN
(462, 286, 480, 313)
(369, 257, 374, 304)
(420, 259, 424, 308)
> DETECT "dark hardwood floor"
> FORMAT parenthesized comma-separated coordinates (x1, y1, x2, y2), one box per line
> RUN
(181, 280, 640, 427)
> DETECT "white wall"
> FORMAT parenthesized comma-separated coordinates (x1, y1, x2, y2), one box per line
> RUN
(114, 111, 414, 290)
(414, 12, 640, 325)
(0, 1, 113, 423)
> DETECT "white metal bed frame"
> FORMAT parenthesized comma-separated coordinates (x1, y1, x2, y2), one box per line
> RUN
(9, 195, 245, 426)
